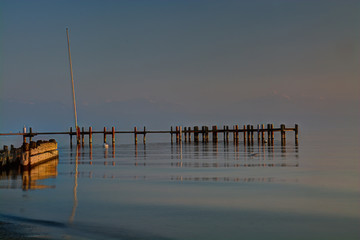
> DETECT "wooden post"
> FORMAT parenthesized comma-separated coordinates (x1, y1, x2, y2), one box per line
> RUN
(171, 126, 173, 144)
(134, 127, 138, 145)
(143, 126, 146, 144)
(201, 126, 204, 143)
(267, 124, 271, 143)
(223, 126, 226, 142)
(112, 126, 115, 144)
(194, 126, 199, 143)
(212, 125, 218, 143)
(226, 126, 229, 143)
(76, 126, 80, 145)
(89, 127, 93, 145)
(205, 126, 209, 143)
(103, 127, 107, 144)
(250, 125, 254, 144)
(295, 124, 299, 144)
(70, 127, 73, 146)
(29, 127, 33, 142)
(23, 127, 27, 144)
(235, 125, 239, 143)
(176, 126, 179, 143)
(179, 126, 182, 143)
(281, 124, 286, 145)
(271, 124, 274, 143)
(243, 125, 246, 144)
(261, 124, 265, 144)
(184, 127, 187, 143)
(81, 127, 85, 145)
(257, 124, 260, 144)
(246, 125, 250, 144)
(232, 125, 235, 142)
(188, 127, 191, 142)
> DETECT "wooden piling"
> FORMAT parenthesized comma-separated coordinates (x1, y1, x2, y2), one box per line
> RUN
(143, 126, 146, 144)
(226, 126, 229, 143)
(176, 126, 179, 143)
(201, 126, 204, 143)
(170, 126, 173, 144)
(103, 127, 107, 144)
(281, 124, 286, 145)
(184, 127, 187, 143)
(257, 124, 260, 143)
(134, 127, 138, 145)
(235, 125, 239, 143)
(89, 127, 92, 145)
(250, 125, 254, 144)
(212, 125, 218, 142)
(179, 126, 182, 143)
(29, 127, 33, 142)
(243, 125, 246, 144)
(70, 127, 73, 146)
(261, 124, 265, 144)
(246, 125, 250, 144)
(295, 124, 299, 144)
(205, 126, 209, 143)
(23, 127, 27, 144)
(188, 127, 191, 142)
(267, 124, 271, 143)
(194, 126, 199, 143)
(76, 126, 80, 145)
(271, 124, 274, 143)
(81, 127, 85, 145)
(112, 126, 115, 144)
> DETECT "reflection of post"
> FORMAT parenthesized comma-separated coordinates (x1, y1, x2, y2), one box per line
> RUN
(281, 143, 286, 157)
(69, 144, 79, 223)
(89, 144, 93, 160)
(134, 144, 138, 158)
(112, 143, 115, 159)
(212, 140, 218, 157)
(180, 140, 182, 160)
(104, 147, 108, 159)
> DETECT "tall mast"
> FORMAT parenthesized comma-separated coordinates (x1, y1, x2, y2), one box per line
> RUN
(66, 28, 78, 129)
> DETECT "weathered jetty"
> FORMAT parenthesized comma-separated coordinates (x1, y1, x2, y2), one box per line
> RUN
(0, 139, 59, 169)
(0, 124, 298, 146)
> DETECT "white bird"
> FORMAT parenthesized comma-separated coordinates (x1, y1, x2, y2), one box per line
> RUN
(103, 143, 109, 148)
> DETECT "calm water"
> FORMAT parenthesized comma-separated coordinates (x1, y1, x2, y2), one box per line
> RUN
(0, 133, 359, 240)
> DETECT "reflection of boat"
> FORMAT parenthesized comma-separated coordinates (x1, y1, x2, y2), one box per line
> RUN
(22, 158, 58, 190)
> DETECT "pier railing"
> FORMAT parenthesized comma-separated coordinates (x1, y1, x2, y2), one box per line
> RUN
(1, 124, 298, 146)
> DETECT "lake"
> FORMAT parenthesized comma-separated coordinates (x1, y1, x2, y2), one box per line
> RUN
(0, 131, 359, 240)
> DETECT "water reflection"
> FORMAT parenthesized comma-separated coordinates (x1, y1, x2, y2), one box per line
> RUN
(0, 158, 58, 190)
(69, 144, 79, 223)
(59, 142, 300, 184)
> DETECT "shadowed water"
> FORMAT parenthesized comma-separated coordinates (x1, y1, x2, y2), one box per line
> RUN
(0, 134, 359, 240)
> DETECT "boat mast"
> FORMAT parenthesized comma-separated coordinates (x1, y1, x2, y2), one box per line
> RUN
(66, 28, 78, 129)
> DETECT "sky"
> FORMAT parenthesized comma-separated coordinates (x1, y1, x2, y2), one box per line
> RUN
(0, 0, 359, 135)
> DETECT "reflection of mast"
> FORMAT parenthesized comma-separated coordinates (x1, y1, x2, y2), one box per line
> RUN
(69, 145, 79, 223)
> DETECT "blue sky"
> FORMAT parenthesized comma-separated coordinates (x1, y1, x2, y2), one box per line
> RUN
(0, 0, 359, 134)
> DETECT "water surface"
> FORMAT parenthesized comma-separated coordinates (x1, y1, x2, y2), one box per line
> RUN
(0, 133, 359, 239)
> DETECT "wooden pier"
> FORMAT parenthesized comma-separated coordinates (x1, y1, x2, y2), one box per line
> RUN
(0, 124, 299, 146)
